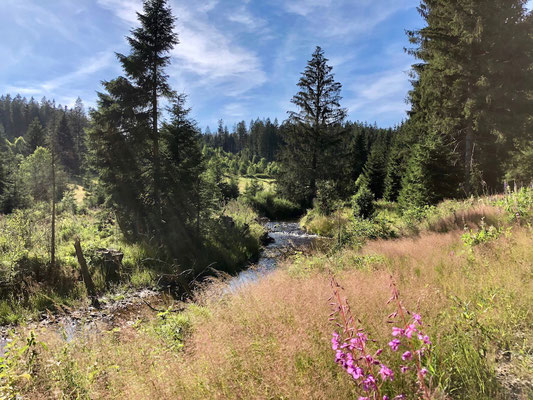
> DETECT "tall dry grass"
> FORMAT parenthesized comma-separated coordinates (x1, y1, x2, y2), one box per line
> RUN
(15, 225, 533, 399)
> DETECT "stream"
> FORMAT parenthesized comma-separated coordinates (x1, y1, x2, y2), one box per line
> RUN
(0, 221, 321, 351)
(226, 221, 320, 291)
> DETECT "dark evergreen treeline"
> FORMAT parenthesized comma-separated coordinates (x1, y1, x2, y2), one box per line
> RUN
(1, 0, 531, 262)
(202, 118, 282, 162)
(0, 95, 88, 172)
(273, 0, 532, 213)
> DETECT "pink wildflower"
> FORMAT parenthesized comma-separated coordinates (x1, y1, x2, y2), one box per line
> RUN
(352, 367, 364, 380)
(388, 338, 400, 351)
(413, 314, 422, 324)
(405, 324, 416, 338)
(378, 364, 394, 381)
(392, 327, 404, 337)
(420, 368, 428, 377)
(400, 365, 409, 374)
(401, 351, 412, 361)
(363, 374, 376, 391)
(423, 335, 432, 345)
(332, 332, 340, 350)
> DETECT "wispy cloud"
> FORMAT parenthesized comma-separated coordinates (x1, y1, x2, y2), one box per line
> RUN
(97, 0, 266, 97)
(5, 52, 114, 102)
(346, 67, 411, 123)
(280, 0, 416, 37)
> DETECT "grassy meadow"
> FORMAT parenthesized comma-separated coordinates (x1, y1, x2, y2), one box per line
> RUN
(1, 189, 531, 399)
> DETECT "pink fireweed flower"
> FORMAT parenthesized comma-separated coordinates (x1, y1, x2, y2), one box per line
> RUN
(392, 327, 404, 337)
(401, 351, 412, 361)
(357, 332, 368, 344)
(363, 374, 377, 391)
(400, 365, 409, 374)
(423, 335, 432, 345)
(378, 364, 394, 381)
(358, 397, 369, 400)
(388, 338, 401, 351)
(332, 332, 340, 350)
(413, 314, 422, 324)
(335, 350, 344, 363)
(420, 368, 428, 377)
(352, 367, 364, 380)
(405, 324, 417, 338)
(383, 397, 390, 400)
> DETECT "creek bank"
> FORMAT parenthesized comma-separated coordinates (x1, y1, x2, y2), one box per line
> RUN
(1, 220, 322, 345)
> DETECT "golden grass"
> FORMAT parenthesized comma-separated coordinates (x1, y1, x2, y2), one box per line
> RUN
(16, 225, 533, 399)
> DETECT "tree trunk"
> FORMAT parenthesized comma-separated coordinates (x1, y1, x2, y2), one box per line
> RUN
(152, 59, 161, 224)
(73, 238, 100, 308)
(464, 127, 474, 196)
(50, 147, 56, 274)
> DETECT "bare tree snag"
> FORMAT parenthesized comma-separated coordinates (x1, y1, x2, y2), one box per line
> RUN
(74, 237, 100, 308)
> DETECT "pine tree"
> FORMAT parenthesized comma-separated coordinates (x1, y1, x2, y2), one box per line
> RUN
(398, 132, 461, 211)
(56, 112, 78, 174)
(406, 0, 532, 196)
(90, 0, 178, 236)
(116, 0, 179, 217)
(278, 46, 347, 206)
(361, 140, 388, 199)
(24, 117, 46, 154)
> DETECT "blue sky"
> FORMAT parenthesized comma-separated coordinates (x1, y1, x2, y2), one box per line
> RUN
(2, 0, 528, 130)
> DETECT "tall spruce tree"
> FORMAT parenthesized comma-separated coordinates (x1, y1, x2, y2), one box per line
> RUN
(278, 46, 347, 206)
(116, 0, 179, 218)
(406, 0, 532, 196)
(24, 117, 46, 154)
(56, 112, 78, 174)
(90, 0, 178, 237)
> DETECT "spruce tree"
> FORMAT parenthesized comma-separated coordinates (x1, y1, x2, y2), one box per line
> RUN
(361, 140, 388, 200)
(116, 0, 179, 217)
(56, 112, 78, 174)
(278, 46, 347, 206)
(406, 0, 532, 196)
(24, 117, 46, 154)
(90, 0, 178, 237)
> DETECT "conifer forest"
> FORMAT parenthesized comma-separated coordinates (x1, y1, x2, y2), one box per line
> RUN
(0, 1, 531, 399)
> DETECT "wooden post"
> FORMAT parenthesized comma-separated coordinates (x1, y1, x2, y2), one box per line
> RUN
(73, 237, 100, 308)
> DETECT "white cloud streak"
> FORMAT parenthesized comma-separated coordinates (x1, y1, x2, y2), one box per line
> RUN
(97, 0, 266, 97)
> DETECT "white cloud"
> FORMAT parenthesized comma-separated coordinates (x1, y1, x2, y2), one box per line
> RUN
(280, 0, 417, 37)
(346, 67, 411, 121)
(97, 0, 141, 25)
(97, 0, 266, 97)
(227, 6, 267, 31)
(6, 52, 114, 99)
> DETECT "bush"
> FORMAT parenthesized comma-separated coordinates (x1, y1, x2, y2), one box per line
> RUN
(246, 192, 302, 220)
(315, 180, 340, 215)
(352, 182, 375, 219)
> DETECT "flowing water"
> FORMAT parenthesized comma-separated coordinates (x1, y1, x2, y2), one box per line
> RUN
(226, 221, 320, 291)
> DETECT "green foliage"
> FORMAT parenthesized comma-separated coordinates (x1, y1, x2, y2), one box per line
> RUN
(278, 47, 347, 207)
(406, 0, 532, 194)
(0, 331, 44, 398)
(495, 187, 533, 223)
(246, 191, 301, 220)
(352, 178, 375, 219)
(461, 224, 502, 248)
(314, 180, 340, 215)
(398, 133, 460, 211)
(17, 147, 67, 205)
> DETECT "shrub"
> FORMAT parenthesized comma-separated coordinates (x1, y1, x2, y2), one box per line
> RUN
(352, 182, 375, 219)
(315, 180, 340, 215)
(246, 191, 301, 220)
